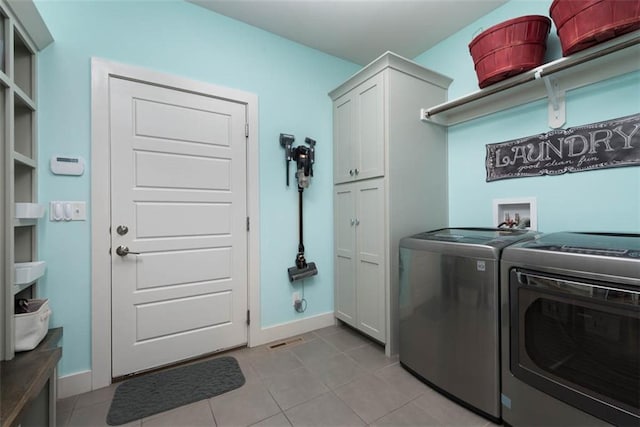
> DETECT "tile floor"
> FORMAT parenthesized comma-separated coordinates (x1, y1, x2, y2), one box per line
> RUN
(56, 324, 498, 427)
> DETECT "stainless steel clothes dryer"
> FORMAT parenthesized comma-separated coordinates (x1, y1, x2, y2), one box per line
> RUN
(399, 227, 537, 422)
(501, 232, 640, 427)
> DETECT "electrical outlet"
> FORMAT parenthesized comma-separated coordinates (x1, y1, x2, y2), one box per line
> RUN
(292, 292, 300, 306)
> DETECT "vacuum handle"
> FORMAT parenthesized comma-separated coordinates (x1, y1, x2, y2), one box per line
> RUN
(279, 133, 295, 186)
(286, 157, 290, 186)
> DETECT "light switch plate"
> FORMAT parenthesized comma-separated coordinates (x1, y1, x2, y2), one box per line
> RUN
(70, 202, 87, 220)
(50, 201, 87, 221)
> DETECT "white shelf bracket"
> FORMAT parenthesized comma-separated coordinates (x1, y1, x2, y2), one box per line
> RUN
(535, 70, 565, 129)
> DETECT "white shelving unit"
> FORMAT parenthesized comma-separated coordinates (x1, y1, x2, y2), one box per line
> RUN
(1, 0, 53, 361)
(420, 31, 640, 128)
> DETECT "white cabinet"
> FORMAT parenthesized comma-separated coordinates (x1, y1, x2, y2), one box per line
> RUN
(334, 179, 385, 342)
(330, 52, 451, 354)
(333, 73, 384, 184)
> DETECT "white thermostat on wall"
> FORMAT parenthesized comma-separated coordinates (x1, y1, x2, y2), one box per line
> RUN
(50, 155, 85, 176)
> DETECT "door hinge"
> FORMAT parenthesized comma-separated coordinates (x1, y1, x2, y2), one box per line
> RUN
(246, 216, 250, 231)
(245, 123, 249, 138)
(246, 310, 250, 326)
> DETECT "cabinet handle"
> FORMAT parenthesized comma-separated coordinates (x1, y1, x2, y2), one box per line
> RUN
(349, 169, 354, 176)
(355, 168, 359, 175)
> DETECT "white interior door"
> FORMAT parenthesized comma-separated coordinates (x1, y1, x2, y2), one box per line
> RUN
(109, 76, 248, 377)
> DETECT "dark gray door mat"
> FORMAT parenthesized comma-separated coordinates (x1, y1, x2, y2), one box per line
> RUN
(107, 356, 245, 425)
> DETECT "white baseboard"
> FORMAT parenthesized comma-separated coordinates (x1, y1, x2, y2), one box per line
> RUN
(57, 370, 92, 399)
(250, 311, 336, 347)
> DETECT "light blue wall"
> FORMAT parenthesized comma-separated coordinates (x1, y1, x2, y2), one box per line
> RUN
(35, 0, 640, 378)
(35, 0, 359, 376)
(414, 0, 640, 232)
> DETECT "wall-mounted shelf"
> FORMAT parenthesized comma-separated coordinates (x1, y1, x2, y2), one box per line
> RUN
(14, 84, 34, 108)
(420, 31, 640, 128)
(13, 152, 36, 168)
(13, 218, 36, 227)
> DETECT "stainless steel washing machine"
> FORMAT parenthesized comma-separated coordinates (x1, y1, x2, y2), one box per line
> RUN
(501, 232, 640, 427)
(399, 227, 537, 423)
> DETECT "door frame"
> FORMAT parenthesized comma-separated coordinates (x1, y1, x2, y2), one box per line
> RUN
(90, 58, 260, 390)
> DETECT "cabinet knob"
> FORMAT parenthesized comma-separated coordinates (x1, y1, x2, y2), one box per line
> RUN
(355, 219, 360, 226)
(354, 168, 359, 175)
(349, 169, 354, 176)
(350, 219, 355, 226)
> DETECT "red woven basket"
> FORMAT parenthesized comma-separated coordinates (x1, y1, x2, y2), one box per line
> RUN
(550, 0, 640, 56)
(469, 15, 551, 89)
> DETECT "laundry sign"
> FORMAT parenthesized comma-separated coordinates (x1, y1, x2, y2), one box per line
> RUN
(485, 114, 640, 182)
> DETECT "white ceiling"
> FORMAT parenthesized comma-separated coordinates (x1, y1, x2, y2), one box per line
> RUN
(189, 0, 508, 65)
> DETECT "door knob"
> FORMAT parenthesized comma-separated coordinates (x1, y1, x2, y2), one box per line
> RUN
(115, 245, 140, 256)
(116, 225, 129, 235)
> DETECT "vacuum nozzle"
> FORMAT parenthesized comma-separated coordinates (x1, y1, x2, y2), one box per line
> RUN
(288, 262, 318, 282)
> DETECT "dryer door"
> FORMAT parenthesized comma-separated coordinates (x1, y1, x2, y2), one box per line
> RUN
(509, 268, 640, 426)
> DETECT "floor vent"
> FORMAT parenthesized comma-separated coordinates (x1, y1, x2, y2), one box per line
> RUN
(268, 336, 304, 349)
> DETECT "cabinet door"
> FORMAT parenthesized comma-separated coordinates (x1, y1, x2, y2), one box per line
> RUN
(354, 73, 384, 181)
(333, 95, 355, 184)
(334, 185, 356, 326)
(355, 179, 386, 342)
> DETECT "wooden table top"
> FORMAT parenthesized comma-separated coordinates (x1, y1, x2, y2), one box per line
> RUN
(1, 328, 62, 427)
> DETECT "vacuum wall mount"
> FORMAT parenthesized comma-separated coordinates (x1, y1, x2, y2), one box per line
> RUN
(279, 133, 318, 282)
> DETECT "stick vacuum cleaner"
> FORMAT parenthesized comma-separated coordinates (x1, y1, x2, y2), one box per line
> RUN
(280, 134, 318, 282)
